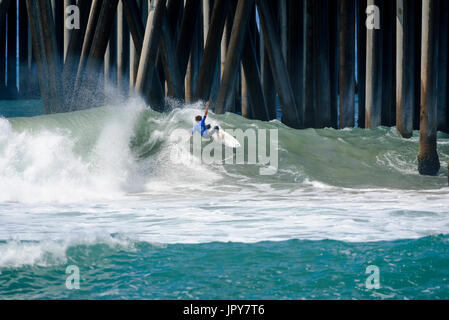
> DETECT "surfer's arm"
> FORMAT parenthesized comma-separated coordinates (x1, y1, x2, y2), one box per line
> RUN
(204, 101, 210, 119)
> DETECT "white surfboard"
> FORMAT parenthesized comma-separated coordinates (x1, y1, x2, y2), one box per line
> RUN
(211, 126, 241, 148)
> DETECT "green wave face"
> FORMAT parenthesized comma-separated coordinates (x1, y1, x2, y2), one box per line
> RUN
(4, 100, 449, 194)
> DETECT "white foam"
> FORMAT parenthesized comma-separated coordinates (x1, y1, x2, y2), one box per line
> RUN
(0, 234, 136, 268)
(0, 101, 150, 203)
(1, 183, 449, 253)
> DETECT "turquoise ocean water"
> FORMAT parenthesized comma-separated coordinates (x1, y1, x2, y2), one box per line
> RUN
(0, 99, 448, 300)
(1, 236, 449, 300)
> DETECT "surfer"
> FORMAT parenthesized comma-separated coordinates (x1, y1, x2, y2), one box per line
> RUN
(192, 101, 219, 138)
(188, 101, 240, 148)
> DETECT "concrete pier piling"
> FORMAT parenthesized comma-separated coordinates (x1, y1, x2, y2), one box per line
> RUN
(329, 0, 339, 129)
(105, 11, 118, 90)
(396, 0, 417, 138)
(72, 0, 103, 107)
(381, 0, 395, 127)
(7, 0, 17, 98)
(63, 0, 92, 109)
(418, 0, 440, 176)
(287, 0, 306, 129)
(312, 0, 331, 129)
(63, 0, 76, 61)
(117, 0, 130, 95)
(0, 0, 11, 97)
(195, 0, 228, 103)
(356, 0, 366, 128)
(436, 0, 448, 133)
(79, 0, 119, 107)
(241, 13, 268, 121)
(339, 0, 356, 129)
(256, 0, 300, 128)
(365, 0, 383, 129)
(26, 0, 64, 113)
(19, 0, 29, 98)
(160, 5, 184, 99)
(51, 0, 64, 65)
(176, 0, 201, 81)
(184, 3, 202, 103)
(215, 0, 254, 114)
(135, 0, 165, 103)
(259, 1, 276, 121)
(123, 0, 144, 88)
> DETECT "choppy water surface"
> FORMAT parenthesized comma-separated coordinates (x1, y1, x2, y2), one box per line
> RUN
(1, 99, 448, 299)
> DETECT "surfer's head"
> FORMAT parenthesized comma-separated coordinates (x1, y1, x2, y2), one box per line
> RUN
(195, 115, 202, 122)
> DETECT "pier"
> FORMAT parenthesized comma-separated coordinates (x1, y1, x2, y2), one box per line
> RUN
(0, 0, 448, 177)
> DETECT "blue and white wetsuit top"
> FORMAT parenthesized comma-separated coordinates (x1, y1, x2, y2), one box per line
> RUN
(192, 117, 210, 137)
